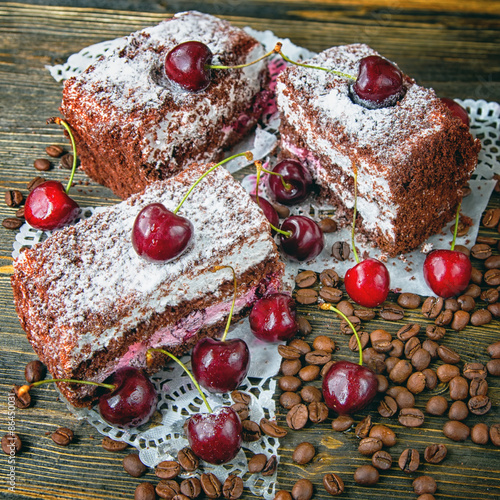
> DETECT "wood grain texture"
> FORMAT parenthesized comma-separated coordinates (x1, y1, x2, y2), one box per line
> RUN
(0, 2, 499, 499)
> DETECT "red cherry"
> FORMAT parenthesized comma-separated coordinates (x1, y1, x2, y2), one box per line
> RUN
(98, 367, 158, 429)
(423, 249, 472, 298)
(267, 159, 313, 206)
(351, 55, 405, 109)
(441, 97, 470, 127)
(322, 360, 378, 415)
(132, 203, 193, 263)
(165, 41, 213, 92)
(249, 293, 298, 342)
(186, 406, 242, 464)
(344, 258, 390, 308)
(24, 180, 80, 231)
(280, 215, 324, 262)
(191, 338, 250, 393)
(251, 195, 280, 232)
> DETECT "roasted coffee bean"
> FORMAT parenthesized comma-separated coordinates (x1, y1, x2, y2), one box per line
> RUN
(482, 207, 500, 228)
(422, 339, 439, 359)
(451, 310, 470, 331)
(411, 348, 431, 371)
(448, 401, 469, 421)
(484, 269, 500, 286)
(489, 424, 500, 447)
(378, 395, 398, 417)
(485, 255, 500, 270)
(274, 491, 292, 500)
(413, 476, 437, 496)
(34, 158, 51, 171)
(426, 396, 448, 416)
(349, 331, 369, 351)
(389, 339, 404, 358)
(370, 329, 393, 353)
(200, 473, 222, 499)
(319, 269, 339, 287)
(319, 286, 343, 303)
(358, 437, 383, 456)
(471, 243, 492, 260)
(331, 241, 350, 260)
(471, 423, 490, 445)
(399, 408, 424, 427)
(223, 475, 243, 500)
(470, 267, 483, 284)
(469, 378, 488, 397)
(389, 359, 413, 384)
(260, 418, 287, 438)
(27, 176, 45, 191)
(323, 473, 344, 495)
(471, 308, 492, 326)
(481, 288, 499, 303)
(443, 420, 470, 441)
(281, 358, 302, 376)
(488, 302, 500, 317)
(46, 144, 64, 157)
(404, 337, 421, 359)
(397, 323, 420, 342)
(295, 270, 317, 288)
(318, 217, 337, 233)
(24, 360, 46, 383)
(280, 392, 302, 410)
(5, 190, 23, 207)
(291, 478, 313, 500)
(436, 363, 460, 383)
(297, 316, 312, 336)
(407, 372, 426, 394)
(272, 201, 290, 219)
(295, 288, 318, 305)
(134, 482, 156, 500)
(340, 315, 361, 335)
(424, 443, 447, 464)
(172, 493, 192, 500)
(177, 447, 198, 472)
(363, 348, 386, 374)
(248, 453, 267, 473)
(101, 437, 128, 452)
(15, 206, 25, 218)
(422, 297, 443, 319)
(331, 415, 354, 431)
(321, 360, 336, 377)
(312, 335, 336, 353)
(438, 345, 460, 364)
(425, 325, 445, 341)
(354, 307, 376, 321)
(422, 368, 438, 390)
(379, 303, 404, 321)
(2, 217, 23, 230)
(354, 465, 379, 486)
(292, 442, 315, 464)
(355, 415, 372, 438)
(463, 362, 487, 380)
(286, 404, 308, 430)
(449, 376, 469, 400)
(241, 420, 261, 442)
(123, 453, 147, 477)
(10, 385, 31, 409)
(289, 339, 311, 355)
(336, 300, 354, 317)
(372, 450, 392, 470)
(488, 340, 500, 358)
(1, 433, 21, 455)
(60, 153, 74, 170)
(304, 350, 331, 366)
(278, 376, 301, 392)
(435, 308, 453, 326)
(308, 402, 329, 423)
(156, 480, 180, 500)
(395, 387, 416, 409)
(468, 395, 491, 415)
(397, 292, 421, 309)
(298, 364, 320, 382)
(369, 424, 396, 447)
(377, 374, 389, 392)
(300, 385, 322, 403)
(457, 294, 475, 311)
(51, 427, 74, 447)
(155, 460, 181, 480)
(444, 298, 460, 312)
(398, 448, 420, 473)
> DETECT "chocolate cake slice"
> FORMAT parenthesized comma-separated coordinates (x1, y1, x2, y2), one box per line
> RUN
(276, 43, 481, 256)
(61, 11, 271, 199)
(11, 164, 284, 407)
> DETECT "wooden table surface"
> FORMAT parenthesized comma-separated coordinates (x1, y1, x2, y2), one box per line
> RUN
(1, 1, 499, 499)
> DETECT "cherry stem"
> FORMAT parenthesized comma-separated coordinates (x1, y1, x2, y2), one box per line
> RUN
(450, 201, 462, 251)
(351, 165, 360, 264)
(173, 151, 253, 215)
(47, 117, 78, 195)
(17, 378, 115, 397)
(208, 46, 278, 71)
(275, 42, 356, 81)
(146, 348, 213, 414)
(211, 265, 237, 342)
(254, 161, 292, 238)
(319, 303, 363, 366)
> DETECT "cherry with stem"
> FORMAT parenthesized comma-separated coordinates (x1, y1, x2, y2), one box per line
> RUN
(319, 303, 378, 415)
(343, 165, 390, 308)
